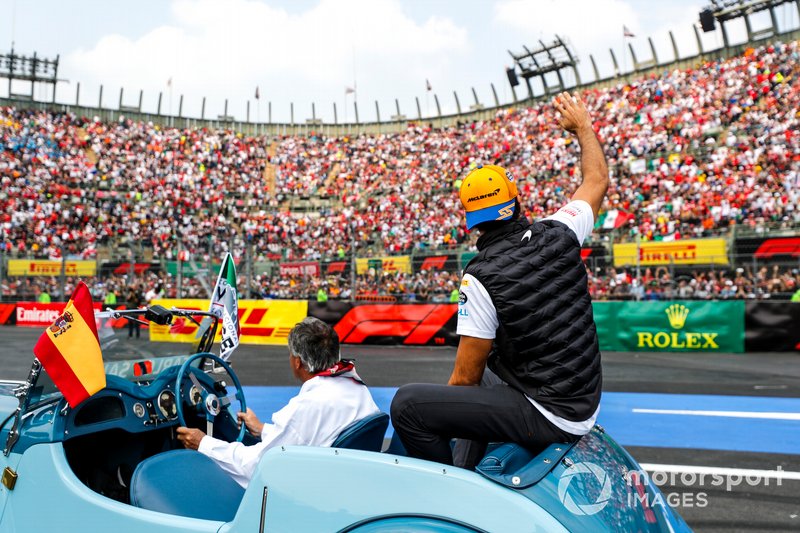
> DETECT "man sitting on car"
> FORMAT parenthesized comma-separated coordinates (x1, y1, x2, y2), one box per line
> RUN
(177, 317, 380, 488)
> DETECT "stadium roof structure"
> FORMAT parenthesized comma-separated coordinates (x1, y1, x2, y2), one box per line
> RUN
(507, 36, 580, 100)
(702, 0, 799, 46)
(0, 47, 60, 102)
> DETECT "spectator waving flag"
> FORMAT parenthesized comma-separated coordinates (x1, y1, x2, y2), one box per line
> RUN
(210, 253, 240, 360)
(33, 281, 105, 408)
(597, 209, 634, 230)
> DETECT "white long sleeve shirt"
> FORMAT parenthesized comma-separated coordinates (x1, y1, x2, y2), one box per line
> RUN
(198, 375, 380, 488)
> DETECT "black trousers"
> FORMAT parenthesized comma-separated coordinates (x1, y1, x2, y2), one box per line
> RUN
(390, 370, 578, 467)
(128, 319, 140, 338)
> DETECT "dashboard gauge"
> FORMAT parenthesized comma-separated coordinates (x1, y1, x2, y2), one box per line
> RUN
(189, 385, 203, 406)
(132, 403, 146, 418)
(157, 390, 177, 419)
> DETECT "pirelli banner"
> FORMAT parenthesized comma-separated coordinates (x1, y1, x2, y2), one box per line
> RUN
(309, 301, 459, 346)
(150, 299, 307, 346)
(8, 260, 97, 277)
(613, 239, 729, 267)
(355, 256, 412, 275)
(593, 300, 744, 353)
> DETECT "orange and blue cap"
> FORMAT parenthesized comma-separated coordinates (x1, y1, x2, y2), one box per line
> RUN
(459, 165, 518, 230)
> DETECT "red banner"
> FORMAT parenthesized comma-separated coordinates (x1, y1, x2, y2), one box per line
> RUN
(0, 304, 15, 325)
(279, 261, 320, 277)
(334, 304, 458, 346)
(15, 302, 102, 328)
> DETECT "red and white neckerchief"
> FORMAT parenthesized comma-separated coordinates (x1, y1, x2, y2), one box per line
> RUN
(315, 359, 364, 385)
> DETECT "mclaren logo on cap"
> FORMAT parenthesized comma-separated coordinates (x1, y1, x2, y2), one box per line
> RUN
(467, 188, 501, 203)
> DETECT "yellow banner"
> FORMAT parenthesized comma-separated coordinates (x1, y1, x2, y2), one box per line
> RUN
(8, 260, 97, 277)
(149, 299, 308, 346)
(355, 256, 412, 275)
(613, 239, 728, 267)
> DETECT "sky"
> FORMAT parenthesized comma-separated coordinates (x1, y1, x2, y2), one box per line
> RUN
(1, 0, 798, 123)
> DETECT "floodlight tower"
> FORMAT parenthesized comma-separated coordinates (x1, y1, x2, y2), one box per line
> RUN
(699, 0, 798, 47)
(506, 36, 580, 100)
(0, 47, 61, 102)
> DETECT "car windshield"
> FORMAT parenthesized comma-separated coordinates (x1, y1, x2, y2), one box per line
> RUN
(26, 308, 219, 408)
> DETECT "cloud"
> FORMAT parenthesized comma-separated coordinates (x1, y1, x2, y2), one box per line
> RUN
(492, 0, 720, 84)
(494, 0, 641, 57)
(64, 0, 468, 121)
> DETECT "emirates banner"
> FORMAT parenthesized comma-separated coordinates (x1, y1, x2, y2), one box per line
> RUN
(593, 300, 744, 353)
(613, 239, 729, 267)
(8, 260, 97, 277)
(149, 299, 307, 346)
(745, 302, 800, 352)
(279, 261, 320, 277)
(15, 302, 102, 328)
(333, 303, 458, 346)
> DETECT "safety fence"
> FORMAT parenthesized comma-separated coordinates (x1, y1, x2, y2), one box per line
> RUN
(3, 299, 797, 352)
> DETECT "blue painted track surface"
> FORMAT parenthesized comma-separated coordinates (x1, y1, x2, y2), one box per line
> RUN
(243, 387, 800, 455)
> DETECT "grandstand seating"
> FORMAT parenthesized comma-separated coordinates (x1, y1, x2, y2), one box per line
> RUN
(1, 41, 798, 302)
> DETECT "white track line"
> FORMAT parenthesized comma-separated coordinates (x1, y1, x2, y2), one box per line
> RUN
(632, 408, 800, 421)
(639, 463, 800, 481)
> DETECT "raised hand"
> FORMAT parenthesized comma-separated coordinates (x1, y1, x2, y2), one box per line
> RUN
(553, 91, 592, 134)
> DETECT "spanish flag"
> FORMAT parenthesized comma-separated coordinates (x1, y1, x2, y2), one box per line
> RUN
(34, 281, 105, 408)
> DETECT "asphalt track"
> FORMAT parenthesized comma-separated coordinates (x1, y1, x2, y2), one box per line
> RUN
(1, 326, 798, 532)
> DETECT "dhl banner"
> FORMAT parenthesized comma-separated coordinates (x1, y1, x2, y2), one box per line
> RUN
(149, 299, 307, 345)
(8, 260, 97, 277)
(355, 256, 412, 275)
(613, 239, 728, 267)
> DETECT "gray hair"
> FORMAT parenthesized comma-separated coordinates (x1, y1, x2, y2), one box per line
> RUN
(287, 317, 340, 373)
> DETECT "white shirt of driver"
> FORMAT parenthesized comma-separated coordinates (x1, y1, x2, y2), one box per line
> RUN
(456, 200, 600, 436)
(198, 375, 380, 488)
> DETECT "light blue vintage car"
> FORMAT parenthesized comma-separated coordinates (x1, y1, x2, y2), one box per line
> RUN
(0, 306, 691, 532)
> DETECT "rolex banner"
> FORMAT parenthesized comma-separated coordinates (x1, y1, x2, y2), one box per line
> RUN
(593, 300, 744, 353)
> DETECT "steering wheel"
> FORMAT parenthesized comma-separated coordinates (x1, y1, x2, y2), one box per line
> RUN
(175, 352, 247, 442)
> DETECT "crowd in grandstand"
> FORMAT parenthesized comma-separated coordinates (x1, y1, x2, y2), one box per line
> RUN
(1, 41, 799, 300)
(3, 262, 798, 303)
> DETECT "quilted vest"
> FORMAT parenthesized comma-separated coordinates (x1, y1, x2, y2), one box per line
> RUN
(465, 217, 602, 422)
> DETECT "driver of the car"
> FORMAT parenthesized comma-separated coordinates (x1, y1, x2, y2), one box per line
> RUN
(177, 317, 380, 488)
